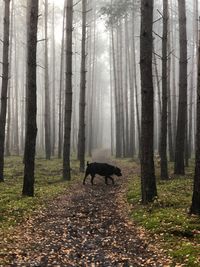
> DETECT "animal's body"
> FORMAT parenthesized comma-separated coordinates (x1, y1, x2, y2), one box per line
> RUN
(83, 162, 122, 185)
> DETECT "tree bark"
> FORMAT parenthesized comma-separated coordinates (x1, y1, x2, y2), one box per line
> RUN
(22, 0, 38, 196)
(174, 0, 187, 175)
(167, 5, 174, 162)
(51, 4, 56, 156)
(131, 10, 141, 158)
(63, 0, 73, 180)
(5, 0, 14, 157)
(0, 0, 10, 182)
(160, 0, 169, 179)
(78, 0, 87, 172)
(111, 26, 120, 158)
(190, 24, 200, 215)
(140, 0, 157, 203)
(44, 0, 51, 160)
(58, 0, 66, 159)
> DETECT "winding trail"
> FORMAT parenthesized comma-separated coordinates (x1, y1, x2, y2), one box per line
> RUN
(1, 166, 172, 266)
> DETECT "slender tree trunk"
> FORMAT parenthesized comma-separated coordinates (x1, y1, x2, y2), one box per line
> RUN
(58, 1, 66, 159)
(153, 47, 162, 155)
(189, 0, 198, 159)
(88, 3, 96, 157)
(160, 0, 169, 179)
(0, 0, 10, 182)
(63, 0, 73, 180)
(190, 23, 200, 215)
(119, 22, 125, 157)
(22, 0, 38, 196)
(140, 0, 157, 203)
(51, 4, 56, 156)
(124, 17, 130, 157)
(109, 35, 114, 155)
(174, 0, 187, 175)
(44, 0, 51, 160)
(131, 11, 141, 158)
(78, 0, 87, 172)
(128, 16, 135, 157)
(14, 18, 19, 155)
(171, 0, 177, 145)
(5, 0, 14, 157)
(167, 5, 174, 162)
(111, 27, 120, 158)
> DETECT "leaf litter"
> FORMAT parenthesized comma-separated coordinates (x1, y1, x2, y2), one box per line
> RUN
(0, 165, 173, 266)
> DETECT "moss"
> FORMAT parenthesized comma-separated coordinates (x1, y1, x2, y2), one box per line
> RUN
(126, 159, 200, 265)
(0, 156, 80, 231)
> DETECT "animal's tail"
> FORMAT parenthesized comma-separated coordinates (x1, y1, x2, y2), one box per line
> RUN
(87, 161, 90, 166)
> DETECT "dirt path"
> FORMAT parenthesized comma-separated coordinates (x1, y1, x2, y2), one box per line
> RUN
(1, 167, 172, 266)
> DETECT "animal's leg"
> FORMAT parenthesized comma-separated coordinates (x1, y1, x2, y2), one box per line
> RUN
(91, 174, 95, 185)
(105, 177, 108, 185)
(108, 176, 114, 185)
(83, 172, 89, 185)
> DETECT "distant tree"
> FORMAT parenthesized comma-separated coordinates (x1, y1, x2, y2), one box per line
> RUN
(78, 0, 87, 172)
(0, 0, 11, 182)
(140, 0, 157, 203)
(22, 0, 39, 196)
(44, 0, 51, 160)
(51, 4, 56, 156)
(13, 9, 19, 156)
(63, 0, 73, 180)
(87, 1, 96, 157)
(174, 0, 187, 175)
(58, 0, 66, 159)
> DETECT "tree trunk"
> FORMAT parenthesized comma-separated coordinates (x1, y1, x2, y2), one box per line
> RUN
(131, 10, 141, 158)
(128, 18, 135, 158)
(174, 0, 187, 175)
(22, 0, 38, 196)
(188, 0, 198, 159)
(87, 2, 96, 157)
(58, 0, 66, 159)
(44, 0, 51, 160)
(14, 17, 19, 155)
(160, 0, 169, 179)
(190, 24, 200, 215)
(140, 0, 157, 203)
(51, 4, 56, 156)
(167, 5, 174, 162)
(78, 0, 87, 172)
(170, 0, 177, 146)
(119, 22, 125, 157)
(111, 27, 120, 158)
(0, 0, 10, 182)
(63, 0, 73, 180)
(153, 47, 162, 156)
(124, 17, 130, 157)
(5, 0, 14, 157)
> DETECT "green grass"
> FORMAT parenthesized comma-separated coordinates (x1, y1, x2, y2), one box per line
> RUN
(0, 156, 81, 232)
(126, 160, 200, 266)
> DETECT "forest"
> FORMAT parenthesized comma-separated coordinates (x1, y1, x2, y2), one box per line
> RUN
(0, 0, 200, 266)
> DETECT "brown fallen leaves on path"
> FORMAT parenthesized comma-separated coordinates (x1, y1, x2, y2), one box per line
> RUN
(0, 166, 173, 267)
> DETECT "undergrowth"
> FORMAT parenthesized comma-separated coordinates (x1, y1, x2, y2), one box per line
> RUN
(126, 159, 200, 266)
(0, 156, 80, 232)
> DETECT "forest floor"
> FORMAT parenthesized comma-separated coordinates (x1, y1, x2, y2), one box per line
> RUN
(0, 158, 173, 266)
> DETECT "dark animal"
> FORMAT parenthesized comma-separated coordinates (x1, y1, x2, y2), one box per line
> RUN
(83, 161, 122, 185)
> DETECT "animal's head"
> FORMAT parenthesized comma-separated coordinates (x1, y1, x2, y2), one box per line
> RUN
(114, 167, 122, 177)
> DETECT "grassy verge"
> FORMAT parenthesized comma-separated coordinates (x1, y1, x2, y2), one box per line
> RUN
(0, 156, 81, 232)
(126, 159, 200, 266)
